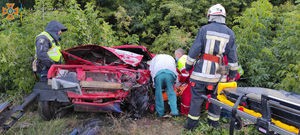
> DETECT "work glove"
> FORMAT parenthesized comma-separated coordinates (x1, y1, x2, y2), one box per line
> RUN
(228, 77, 235, 82)
(174, 77, 181, 88)
(152, 83, 156, 88)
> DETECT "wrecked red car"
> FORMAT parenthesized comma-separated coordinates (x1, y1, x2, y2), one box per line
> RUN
(33, 44, 155, 120)
(0, 45, 188, 131)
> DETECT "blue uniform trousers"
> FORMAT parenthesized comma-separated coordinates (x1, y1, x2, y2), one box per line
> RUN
(154, 70, 178, 117)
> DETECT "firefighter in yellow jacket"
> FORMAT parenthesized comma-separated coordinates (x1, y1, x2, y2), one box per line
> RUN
(35, 20, 67, 81)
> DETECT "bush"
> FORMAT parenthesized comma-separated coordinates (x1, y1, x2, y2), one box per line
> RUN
(0, 0, 119, 93)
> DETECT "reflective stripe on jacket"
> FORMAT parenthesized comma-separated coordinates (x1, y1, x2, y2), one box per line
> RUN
(178, 55, 187, 73)
(35, 31, 62, 62)
(186, 22, 238, 84)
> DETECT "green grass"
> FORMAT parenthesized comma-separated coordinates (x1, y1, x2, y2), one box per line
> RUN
(2, 109, 262, 135)
(1, 92, 262, 135)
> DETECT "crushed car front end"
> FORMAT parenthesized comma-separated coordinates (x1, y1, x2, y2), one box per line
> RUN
(33, 44, 154, 120)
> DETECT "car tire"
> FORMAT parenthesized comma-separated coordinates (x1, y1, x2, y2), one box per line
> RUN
(38, 101, 53, 121)
(38, 101, 69, 121)
(127, 85, 154, 118)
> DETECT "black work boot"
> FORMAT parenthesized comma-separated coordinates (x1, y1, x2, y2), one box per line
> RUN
(184, 123, 197, 131)
(184, 118, 199, 131)
(208, 119, 219, 129)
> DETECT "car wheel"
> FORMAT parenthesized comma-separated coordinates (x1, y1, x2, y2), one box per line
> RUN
(38, 101, 53, 121)
(38, 101, 70, 121)
(127, 85, 154, 118)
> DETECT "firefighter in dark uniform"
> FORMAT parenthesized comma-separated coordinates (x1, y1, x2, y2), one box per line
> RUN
(35, 20, 67, 81)
(184, 4, 238, 130)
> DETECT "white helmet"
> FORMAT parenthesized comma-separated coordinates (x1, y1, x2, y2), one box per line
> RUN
(207, 4, 226, 17)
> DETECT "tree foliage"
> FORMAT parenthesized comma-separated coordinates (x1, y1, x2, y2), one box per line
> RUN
(0, 0, 118, 92)
(233, 0, 276, 88)
(273, 2, 300, 93)
(233, 0, 299, 93)
(150, 26, 193, 55)
(0, 0, 299, 94)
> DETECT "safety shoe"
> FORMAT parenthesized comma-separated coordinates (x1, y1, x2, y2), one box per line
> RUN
(163, 114, 172, 118)
(184, 123, 196, 131)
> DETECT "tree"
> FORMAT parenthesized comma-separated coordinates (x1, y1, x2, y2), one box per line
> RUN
(96, 0, 255, 46)
(233, 0, 276, 88)
(273, 2, 300, 93)
(150, 26, 193, 55)
(1, 0, 299, 94)
(0, 0, 119, 92)
(233, 0, 300, 93)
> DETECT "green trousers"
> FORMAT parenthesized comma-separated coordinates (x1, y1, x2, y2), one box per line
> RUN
(154, 71, 178, 117)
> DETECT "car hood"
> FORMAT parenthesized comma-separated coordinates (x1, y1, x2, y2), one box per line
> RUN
(112, 45, 153, 61)
(61, 44, 144, 67)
